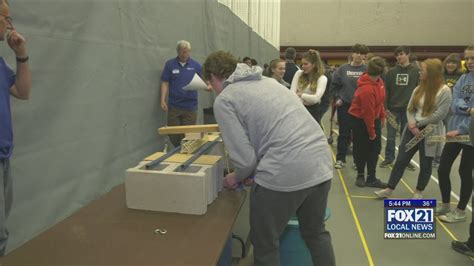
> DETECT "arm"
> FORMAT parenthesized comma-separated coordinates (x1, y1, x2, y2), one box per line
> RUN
(301, 75, 328, 105)
(416, 88, 452, 126)
(290, 70, 301, 94)
(8, 31, 31, 100)
(406, 88, 419, 134)
(358, 89, 377, 139)
(160, 61, 171, 112)
(451, 75, 471, 115)
(214, 96, 257, 182)
(382, 74, 391, 110)
(330, 69, 343, 106)
(160, 81, 169, 112)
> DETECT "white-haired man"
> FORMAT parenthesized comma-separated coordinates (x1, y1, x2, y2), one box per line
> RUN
(160, 40, 202, 146)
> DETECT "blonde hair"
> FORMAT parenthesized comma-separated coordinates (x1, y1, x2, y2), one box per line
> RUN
(297, 50, 325, 93)
(408, 59, 444, 117)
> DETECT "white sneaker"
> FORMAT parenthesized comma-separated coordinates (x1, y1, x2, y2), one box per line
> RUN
(413, 193, 423, 199)
(435, 206, 450, 216)
(374, 189, 392, 198)
(439, 210, 467, 223)
(334, 160, 345, 169)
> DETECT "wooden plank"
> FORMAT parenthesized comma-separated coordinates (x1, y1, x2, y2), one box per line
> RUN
(158, 124, 219, 135)
(144, 152, 221, 165)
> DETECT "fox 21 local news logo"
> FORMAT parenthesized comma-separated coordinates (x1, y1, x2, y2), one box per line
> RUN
(384, 199, 436, 239)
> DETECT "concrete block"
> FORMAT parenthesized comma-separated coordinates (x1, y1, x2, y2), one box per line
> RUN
(125, 159, 224, 215)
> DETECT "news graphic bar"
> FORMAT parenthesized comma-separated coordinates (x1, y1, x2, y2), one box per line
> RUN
(384, 199, 436, 240)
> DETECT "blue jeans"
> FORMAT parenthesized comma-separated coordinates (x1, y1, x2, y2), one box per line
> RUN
(0, 159, 12, 256)
(387, 128, 433, 191)
(384, 110, 408, 162)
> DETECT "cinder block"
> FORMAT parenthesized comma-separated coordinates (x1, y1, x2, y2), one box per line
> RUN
(125, 159, 224, 215)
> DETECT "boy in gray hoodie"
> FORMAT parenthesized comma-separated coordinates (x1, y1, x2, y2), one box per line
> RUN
(203, 51, 335, 266)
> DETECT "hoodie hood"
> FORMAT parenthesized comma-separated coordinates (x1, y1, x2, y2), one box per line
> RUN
(357, 72, 382, 87)
(224, 63, 263, 88)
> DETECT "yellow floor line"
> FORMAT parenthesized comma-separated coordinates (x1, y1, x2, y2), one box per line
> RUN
(376, 154, 465, 249)
(436, 217, 459, 241)
(332, 152, 374, 266)
(351, 195, 379, 199)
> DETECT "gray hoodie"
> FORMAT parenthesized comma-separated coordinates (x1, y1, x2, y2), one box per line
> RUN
(214, 63, 333, 192)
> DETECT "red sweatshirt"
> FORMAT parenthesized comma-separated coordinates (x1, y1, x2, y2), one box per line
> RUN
(349, 73, 386, 139)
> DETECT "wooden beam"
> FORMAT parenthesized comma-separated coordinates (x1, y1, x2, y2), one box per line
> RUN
(144, 152, 221, 165)
(158, 124, 220, 135)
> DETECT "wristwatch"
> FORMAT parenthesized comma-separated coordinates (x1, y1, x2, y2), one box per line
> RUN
(16, 56, 29, 63)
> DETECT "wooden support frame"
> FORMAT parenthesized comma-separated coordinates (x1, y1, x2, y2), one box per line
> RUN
(158, 124, 220, 135)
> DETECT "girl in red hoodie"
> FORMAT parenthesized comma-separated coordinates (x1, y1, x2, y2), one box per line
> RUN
(349, 57, 388, 188)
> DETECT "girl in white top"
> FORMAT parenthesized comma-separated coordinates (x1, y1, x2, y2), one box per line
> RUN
(291, 50, 328, 124)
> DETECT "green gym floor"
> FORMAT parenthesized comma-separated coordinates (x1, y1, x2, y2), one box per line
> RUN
(235, 113, 473, 266)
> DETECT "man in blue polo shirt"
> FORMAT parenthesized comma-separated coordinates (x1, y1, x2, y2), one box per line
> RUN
(160, 40, 202, 147)
(0, 0, 32, 256)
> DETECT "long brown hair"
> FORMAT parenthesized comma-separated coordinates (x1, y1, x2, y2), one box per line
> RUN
(408, 58, 444, 117)
(442, 53, 463, 75)
(297, 50, 325, 93)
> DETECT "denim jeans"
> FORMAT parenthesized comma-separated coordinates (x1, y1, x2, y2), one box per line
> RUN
(387, 128, 433, 191)
(384, 110, 408, 162)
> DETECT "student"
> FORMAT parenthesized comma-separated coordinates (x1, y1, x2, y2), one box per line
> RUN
(0, 0, 32, 256)
(375, 59, 451, 199)
(331, 44, 369, 168)
(203, 51, 335, 266)
(433, 53, 465, 167)
(282, 47, 300, 85)
(266, 58, 290, 88)
(436, 46, 474, 223)
(349, 57, 388, 188)
(451, 112, 474, 256)
(291, 50, 327, 124)
(443, 53, 464, 90)
(380, 46, 419, 171)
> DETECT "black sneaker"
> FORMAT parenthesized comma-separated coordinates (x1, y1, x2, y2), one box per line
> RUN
(379, 160, 393, 168)
(355, 177, 365, 187)
(365, 179, 388, 188)
(452, 241, 474, 257)
(406, 162, 416, 171)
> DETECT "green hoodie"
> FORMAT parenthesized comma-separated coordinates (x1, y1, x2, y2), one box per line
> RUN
(384, 63, 420, 111)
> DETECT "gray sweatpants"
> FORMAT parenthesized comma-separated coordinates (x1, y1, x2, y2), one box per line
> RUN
(250, 180, 335, 266)
(0, 158, 12, 256)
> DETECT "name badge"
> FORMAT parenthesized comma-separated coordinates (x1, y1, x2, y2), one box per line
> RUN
(172, 69, 180, 74)
(186, 67, 195, 71)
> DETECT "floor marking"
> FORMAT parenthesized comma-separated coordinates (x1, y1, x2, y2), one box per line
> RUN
(351, 195, 379, 200)
(331, 152, 374, 266)
(380, 135, 472, 212)
(330, 128, 468, 252)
